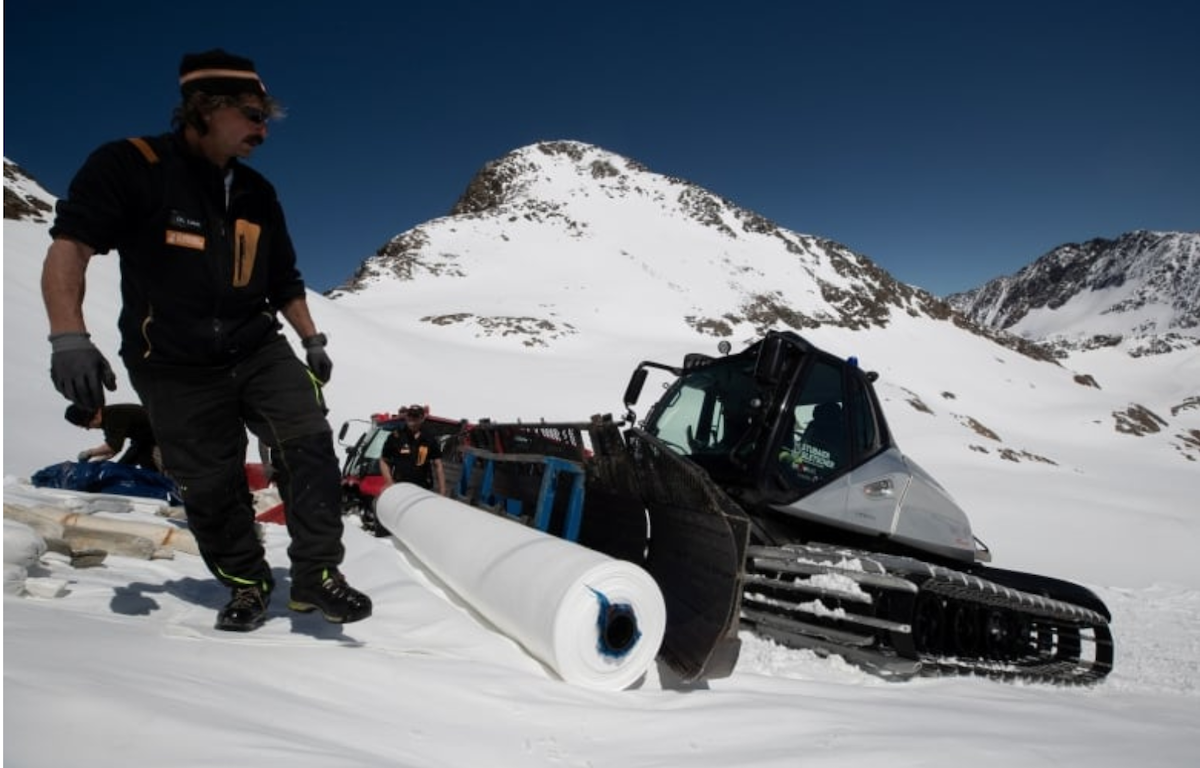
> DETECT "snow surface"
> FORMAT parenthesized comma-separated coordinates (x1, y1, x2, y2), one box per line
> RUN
(1011, 284, 1178, 341)
(5, 156, 1200, 766)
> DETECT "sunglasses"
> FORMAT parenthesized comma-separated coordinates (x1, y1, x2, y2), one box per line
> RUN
(237, 105, 269, 125)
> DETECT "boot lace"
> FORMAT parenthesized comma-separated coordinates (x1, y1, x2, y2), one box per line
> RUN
(229, 584, 266, 610)
(321, 573, 367, 604)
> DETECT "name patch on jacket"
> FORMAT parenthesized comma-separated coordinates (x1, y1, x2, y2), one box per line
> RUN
(165, 210, 206, 251)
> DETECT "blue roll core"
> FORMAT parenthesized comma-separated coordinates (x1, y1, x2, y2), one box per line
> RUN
(590, 588, 641, 658)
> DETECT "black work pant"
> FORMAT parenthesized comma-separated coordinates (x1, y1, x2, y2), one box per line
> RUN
(117, 441, 159, 471)
(129, 336, 344, 589)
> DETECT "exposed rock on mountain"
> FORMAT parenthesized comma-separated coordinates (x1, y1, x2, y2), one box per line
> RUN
(947, 231, 1199, 357)
(4, 160, 55, 223)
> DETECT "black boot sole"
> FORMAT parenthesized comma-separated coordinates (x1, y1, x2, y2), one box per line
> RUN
(287, 599, 372, 624)
(214, 614, 267, 632)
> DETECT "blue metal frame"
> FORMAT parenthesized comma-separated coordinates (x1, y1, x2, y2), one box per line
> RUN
(455, 450, 587, 541)
(532, 457, 587, 541)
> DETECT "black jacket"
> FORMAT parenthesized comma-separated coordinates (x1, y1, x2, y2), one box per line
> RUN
(51, 132, 307, 368)
(100, 404, 157, 466)
(381, 429, 443, 489)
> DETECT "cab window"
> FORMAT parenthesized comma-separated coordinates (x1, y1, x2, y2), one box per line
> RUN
(777, 359, 847, 488)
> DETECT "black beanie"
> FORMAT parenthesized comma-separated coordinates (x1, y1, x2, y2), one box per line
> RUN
(179, 48, 266, 98)
(65, 404, 95, 427)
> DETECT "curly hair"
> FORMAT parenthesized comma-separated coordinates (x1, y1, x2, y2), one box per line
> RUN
(172, 92, 285, 135)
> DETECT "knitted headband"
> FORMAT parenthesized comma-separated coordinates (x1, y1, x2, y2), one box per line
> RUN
(179, 49, 267, 98)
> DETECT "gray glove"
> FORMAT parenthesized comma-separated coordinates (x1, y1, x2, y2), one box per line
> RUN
(77, 450, 92, 462)
(49, 332, 116, 411)
(302, 332, 332, 383)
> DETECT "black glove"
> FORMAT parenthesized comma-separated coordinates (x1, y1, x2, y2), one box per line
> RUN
(302, 332, 332, 383)
(49, 332, 117, 411)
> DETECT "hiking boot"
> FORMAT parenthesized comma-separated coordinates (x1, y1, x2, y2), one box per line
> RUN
(215, 583, 271, 632)
(359, 508, 381, 535)
(358, 507, 393, 538)
(288, 569, 373, 624)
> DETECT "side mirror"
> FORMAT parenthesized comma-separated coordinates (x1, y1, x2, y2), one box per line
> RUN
(754, 335, 786, 384)
(623, 367, 648, 409)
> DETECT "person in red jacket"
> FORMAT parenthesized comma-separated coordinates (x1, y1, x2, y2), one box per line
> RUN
(41, 49, 370, 632)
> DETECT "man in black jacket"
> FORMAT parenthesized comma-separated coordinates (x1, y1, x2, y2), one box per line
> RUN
(381, 405, 447, 496)
(370, 405, 447, 538)
(41, 49, 371, 632)
(66, 402, 160, 470)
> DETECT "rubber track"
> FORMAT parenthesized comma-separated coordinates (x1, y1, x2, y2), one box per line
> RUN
(742, 544, 1113, 684)
(914, 574, 1114, 683)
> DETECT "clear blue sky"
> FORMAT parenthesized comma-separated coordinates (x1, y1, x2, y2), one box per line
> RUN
(5, 0, 1197, 297)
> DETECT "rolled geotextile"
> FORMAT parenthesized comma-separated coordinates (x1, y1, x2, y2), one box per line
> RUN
(3, 504, 199, 556)
(4, 504, 65, 541)
(4, 519, 47, 569)
(376, 483, 666, 691)
(4, 519, 45, 596)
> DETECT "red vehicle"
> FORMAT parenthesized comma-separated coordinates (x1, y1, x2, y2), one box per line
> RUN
(336, 407, 466, 517)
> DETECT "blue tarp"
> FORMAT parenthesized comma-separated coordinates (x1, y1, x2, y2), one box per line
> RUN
(31, 460, 184, 506)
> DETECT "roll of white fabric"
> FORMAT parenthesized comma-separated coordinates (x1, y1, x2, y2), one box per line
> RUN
(4, 519, 47, 596)
(4, 519, 46, 569)
(376, 483, 666, 691)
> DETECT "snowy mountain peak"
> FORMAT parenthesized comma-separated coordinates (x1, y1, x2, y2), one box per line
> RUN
(948, 231, 1200, 357)
(449, 140, 783, 242)
(329, 141, 970, 350)
(4, 159, 56, 224)
(450, 141, 653, 216)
